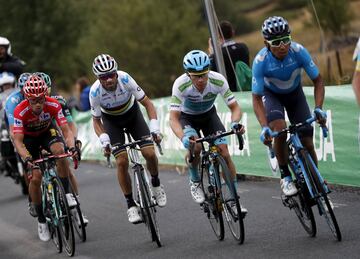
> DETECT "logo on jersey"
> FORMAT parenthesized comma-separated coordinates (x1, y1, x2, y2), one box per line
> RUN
(39, 112, 51, 121)
(91, 87, 100, 98)
(121, 74, 129, 84)
(310, 60, 315, 67)
(203, 92, 216, 100)
(14, 118, 23, 127)
(57, 110, 64, 119)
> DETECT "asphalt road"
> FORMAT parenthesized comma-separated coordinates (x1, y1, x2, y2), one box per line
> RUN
(0, 161, 360, 259)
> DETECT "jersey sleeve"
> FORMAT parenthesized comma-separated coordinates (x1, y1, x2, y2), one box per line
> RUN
(251, 54, 266, 96)
(12, 107, 24, 135)
(89, 84, 101, 117)
(356, 53, 360, 72)
(51, 101, 67, 126)
(218, 75, 236, 106)
(298, 44, 319, 80)
(120, 73, 146, 101)
(169, 80, 183, 112)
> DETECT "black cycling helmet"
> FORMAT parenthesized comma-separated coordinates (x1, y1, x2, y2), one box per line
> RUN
(262, 16, 291, 40)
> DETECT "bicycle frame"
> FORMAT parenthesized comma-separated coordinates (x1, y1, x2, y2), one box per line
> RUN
(272, 117, 329, 200)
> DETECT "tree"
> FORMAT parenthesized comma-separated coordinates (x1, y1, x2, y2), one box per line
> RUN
(309, 0, 352, 37)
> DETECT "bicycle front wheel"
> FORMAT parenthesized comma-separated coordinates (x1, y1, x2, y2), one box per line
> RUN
(300, 150, 342, 241)
(136, 170, 161, 247)
(69, 184, 86, 242)
(53, 177, 76, 256)
(216, 156, 245, 244)
(200, 164, 224, 241)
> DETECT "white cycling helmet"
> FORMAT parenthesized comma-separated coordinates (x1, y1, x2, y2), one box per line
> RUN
(0, 36, 12, 55)
(92, 54, 118, 77)
(0, 72, 16, 86)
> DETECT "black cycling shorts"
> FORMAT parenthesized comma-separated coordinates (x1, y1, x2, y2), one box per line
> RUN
(101, 102, 153, 157)
(263, 86, 313, 137)
(23, 124, 64, 159)
(179, 106, 227, 144)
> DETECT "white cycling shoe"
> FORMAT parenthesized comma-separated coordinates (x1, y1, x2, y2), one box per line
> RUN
(280, 178, 298, 196)
(152, 184, 167, 207)
(38, 222, 51, 242)
(127, 206, 142, 224)
(190, 181, 205, 204)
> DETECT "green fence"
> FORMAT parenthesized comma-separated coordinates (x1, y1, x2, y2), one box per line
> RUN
(74, 85, 360, 187)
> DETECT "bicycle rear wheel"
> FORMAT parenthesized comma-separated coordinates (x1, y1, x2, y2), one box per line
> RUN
(300, 150, 342, 241)
(200, 164, 224, 241)
(53, 177, 76, 256)
(69, 185, 86, 242)
(216, 156, 245, 244)
(136, 170, 161, 247)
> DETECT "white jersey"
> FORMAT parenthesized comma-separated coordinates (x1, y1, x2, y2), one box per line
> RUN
(169, 71, 236, 115)
(89, 71, 146, 117)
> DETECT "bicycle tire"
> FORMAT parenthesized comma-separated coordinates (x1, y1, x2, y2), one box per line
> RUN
(200, 163, 224, 241)
(53, 177, 76, 256)
(136, 169, 161, 247)
(216, 156, 245, 244)
(300, 150, 342, 241)
(43, 183, 62, 253)
(288, 162, 316, 237)
(68, 184, 86, 242)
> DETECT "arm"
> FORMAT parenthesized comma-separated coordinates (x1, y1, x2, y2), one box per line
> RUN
(169, 110, 183, 140)
(252, 94, 267, 127)
(312, 74, 325, 109)
(139, 96, 157, 120)
(92, 117, 106, 137)
(228, 101, 242, 123)
(13, 133, 29, 160)
(68, 121, 78, 138)
(59, 123, 75, 149)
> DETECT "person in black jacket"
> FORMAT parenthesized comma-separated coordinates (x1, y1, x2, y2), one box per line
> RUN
(210, 21, 249, 92)
(0, 36, 25, 79)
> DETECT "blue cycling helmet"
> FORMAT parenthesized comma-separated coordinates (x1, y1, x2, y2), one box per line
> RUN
(262, 16, 290, 40)
(18, 73, 32, 90)
(183, 50, 210, 74)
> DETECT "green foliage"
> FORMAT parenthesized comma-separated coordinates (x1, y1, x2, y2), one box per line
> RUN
(276, 0, 307, 10)
(0, 0, 88, 90)
(309, 0, 352, 36)
(78, 0, 208, 97)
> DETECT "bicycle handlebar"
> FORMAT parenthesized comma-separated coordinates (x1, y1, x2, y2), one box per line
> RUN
(188, 129, 244, 163)
(267, 116, 328, 157)
(33, 152, 78, 170)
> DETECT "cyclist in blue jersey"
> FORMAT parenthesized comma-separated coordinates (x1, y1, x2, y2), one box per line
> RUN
(169, 50, 247, 213)
(252, 16, 327, 196)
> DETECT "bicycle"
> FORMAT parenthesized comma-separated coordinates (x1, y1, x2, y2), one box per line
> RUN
(111, 130, 163, 247)
(189, 129, 246, 244)
(33, 152, 78, 256)
(268, 116, 342, 241)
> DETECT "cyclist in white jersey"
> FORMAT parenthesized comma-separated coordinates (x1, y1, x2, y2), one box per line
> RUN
(89, 54, 166, 224)
(169, 50, 247, 213)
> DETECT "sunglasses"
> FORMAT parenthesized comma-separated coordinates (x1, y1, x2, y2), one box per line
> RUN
(267, 35, 292, 47)
(28, 97, 46, 105)
(99, 72, 117, 80)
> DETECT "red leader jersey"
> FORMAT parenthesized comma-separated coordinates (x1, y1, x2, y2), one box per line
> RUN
(12, 96, 67, 137)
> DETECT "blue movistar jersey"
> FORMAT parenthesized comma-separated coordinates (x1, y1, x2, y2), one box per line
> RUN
(4, 89, 24, 125)
(252, 42, 319, 95)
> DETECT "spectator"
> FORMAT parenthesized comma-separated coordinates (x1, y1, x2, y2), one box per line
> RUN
(76, 76, 91, 111)
(352, 37, 360, 106)
(0, 36, 25, 78)
(210, 21, 250, 92)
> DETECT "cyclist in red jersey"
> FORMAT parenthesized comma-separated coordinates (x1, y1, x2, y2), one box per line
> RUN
(12, 75, 78, 242)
